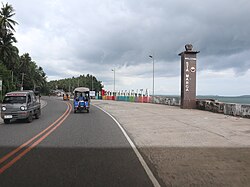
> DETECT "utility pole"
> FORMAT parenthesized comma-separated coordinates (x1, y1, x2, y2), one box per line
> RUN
(91, 75, 94, 91)
(21, 73, 25, 91)
(0, 78, 2, 101)
(11, 71, 13, 84)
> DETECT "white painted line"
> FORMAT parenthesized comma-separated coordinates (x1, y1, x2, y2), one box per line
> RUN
(93, 104, 161, 187)
(41, 100, 47, 109)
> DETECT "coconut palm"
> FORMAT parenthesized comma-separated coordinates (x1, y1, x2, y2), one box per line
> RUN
(0, 3, 18, 33)
(0, 3, 19, 72)
(0, 32, 18, 57)
(0, 3, 49, 94)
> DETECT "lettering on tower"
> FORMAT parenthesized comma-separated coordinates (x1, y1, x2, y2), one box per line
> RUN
(179, 44, 200, 109)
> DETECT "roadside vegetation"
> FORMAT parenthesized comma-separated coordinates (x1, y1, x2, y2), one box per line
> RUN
(48, 74, 103, 93)
(0, 3, 103, 99)
(0, 3, 47, 99)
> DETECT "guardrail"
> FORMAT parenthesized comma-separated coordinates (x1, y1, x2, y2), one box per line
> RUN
(95, 95, 180, 106)
(196, 99, 250, 119)
(96, 95, 250, 119)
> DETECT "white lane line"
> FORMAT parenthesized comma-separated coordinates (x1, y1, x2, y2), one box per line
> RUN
(93, 104, 161, 187)
(41, 100, 47, 109)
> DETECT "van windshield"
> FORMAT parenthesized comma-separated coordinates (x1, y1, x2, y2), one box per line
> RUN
(3, 96, 26, 104)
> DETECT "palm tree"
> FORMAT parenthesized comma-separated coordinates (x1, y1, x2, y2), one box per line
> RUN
(0, 3, 18, 33)
(0, 3, 19, 69)
(0, 32, 18, 66)
(0, 3, 49, 94)
(17, 53, 47, 90)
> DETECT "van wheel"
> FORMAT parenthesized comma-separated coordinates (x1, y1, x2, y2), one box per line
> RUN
(26, 113, 33, 123)
(4, 119, 11, 124)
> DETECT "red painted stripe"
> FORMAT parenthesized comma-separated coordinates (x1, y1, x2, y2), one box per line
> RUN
(0, 102, 72, 174)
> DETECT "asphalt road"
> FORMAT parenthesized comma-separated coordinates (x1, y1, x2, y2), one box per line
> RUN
(0, 97, 154, 187)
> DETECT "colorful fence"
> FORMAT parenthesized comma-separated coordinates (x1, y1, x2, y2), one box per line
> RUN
(98, 95, 152, 103)
(96, 95, 181, 106)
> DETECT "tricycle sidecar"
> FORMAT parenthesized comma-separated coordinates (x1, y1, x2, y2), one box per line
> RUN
(73, 87, 90, 113)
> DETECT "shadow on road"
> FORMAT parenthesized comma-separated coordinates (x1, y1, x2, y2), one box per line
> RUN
(0, 146, 250, 186)
(0, 146, 155, 187)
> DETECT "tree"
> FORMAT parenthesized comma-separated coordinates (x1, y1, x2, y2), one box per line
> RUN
(0, 3, 19, 94)
(17, 53, 47, 90)
(0, 3, 19, 68)
(0, 3, 48, 97)
(48, 74, 103, 94)
(0, 3, 18, 32)
(0, 63, 14, 99)
(0, 32, 19, 69)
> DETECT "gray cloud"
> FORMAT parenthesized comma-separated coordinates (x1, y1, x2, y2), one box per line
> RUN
(6, 0, 250, 94)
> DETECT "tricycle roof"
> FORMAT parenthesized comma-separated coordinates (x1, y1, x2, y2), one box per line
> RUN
(73, 87, 90, 93)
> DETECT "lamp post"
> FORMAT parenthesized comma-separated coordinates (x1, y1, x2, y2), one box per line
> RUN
(111, 68, 115, 94)
(149, 55, 155, 99)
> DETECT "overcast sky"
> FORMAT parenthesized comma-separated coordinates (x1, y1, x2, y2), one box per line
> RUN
(5, 0, 250, 96)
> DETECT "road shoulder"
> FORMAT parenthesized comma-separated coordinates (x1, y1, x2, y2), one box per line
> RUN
(92, 99, 250, 186)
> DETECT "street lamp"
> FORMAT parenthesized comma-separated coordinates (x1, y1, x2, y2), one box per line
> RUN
(111, 68, 115, 94)
(149, 55, 155, 99)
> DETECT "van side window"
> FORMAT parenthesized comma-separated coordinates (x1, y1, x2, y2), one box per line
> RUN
(28, 95, 31, 103)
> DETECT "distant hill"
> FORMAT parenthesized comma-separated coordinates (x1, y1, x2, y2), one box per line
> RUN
(238, 95, 250, 98)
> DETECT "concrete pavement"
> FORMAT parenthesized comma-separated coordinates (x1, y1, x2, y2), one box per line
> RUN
(92, 99, 250, 186)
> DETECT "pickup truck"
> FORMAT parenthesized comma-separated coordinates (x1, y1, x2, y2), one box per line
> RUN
(1, 90, 41, 124)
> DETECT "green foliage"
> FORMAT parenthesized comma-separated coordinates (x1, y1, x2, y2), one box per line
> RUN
(0, 2, 18, 32)
(48, 74, 103, 93)
(0, 3, 103, 97)
(0, 62, 15, 96)
(15, 53, 47, 90)
(0, 3, 47, 97)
